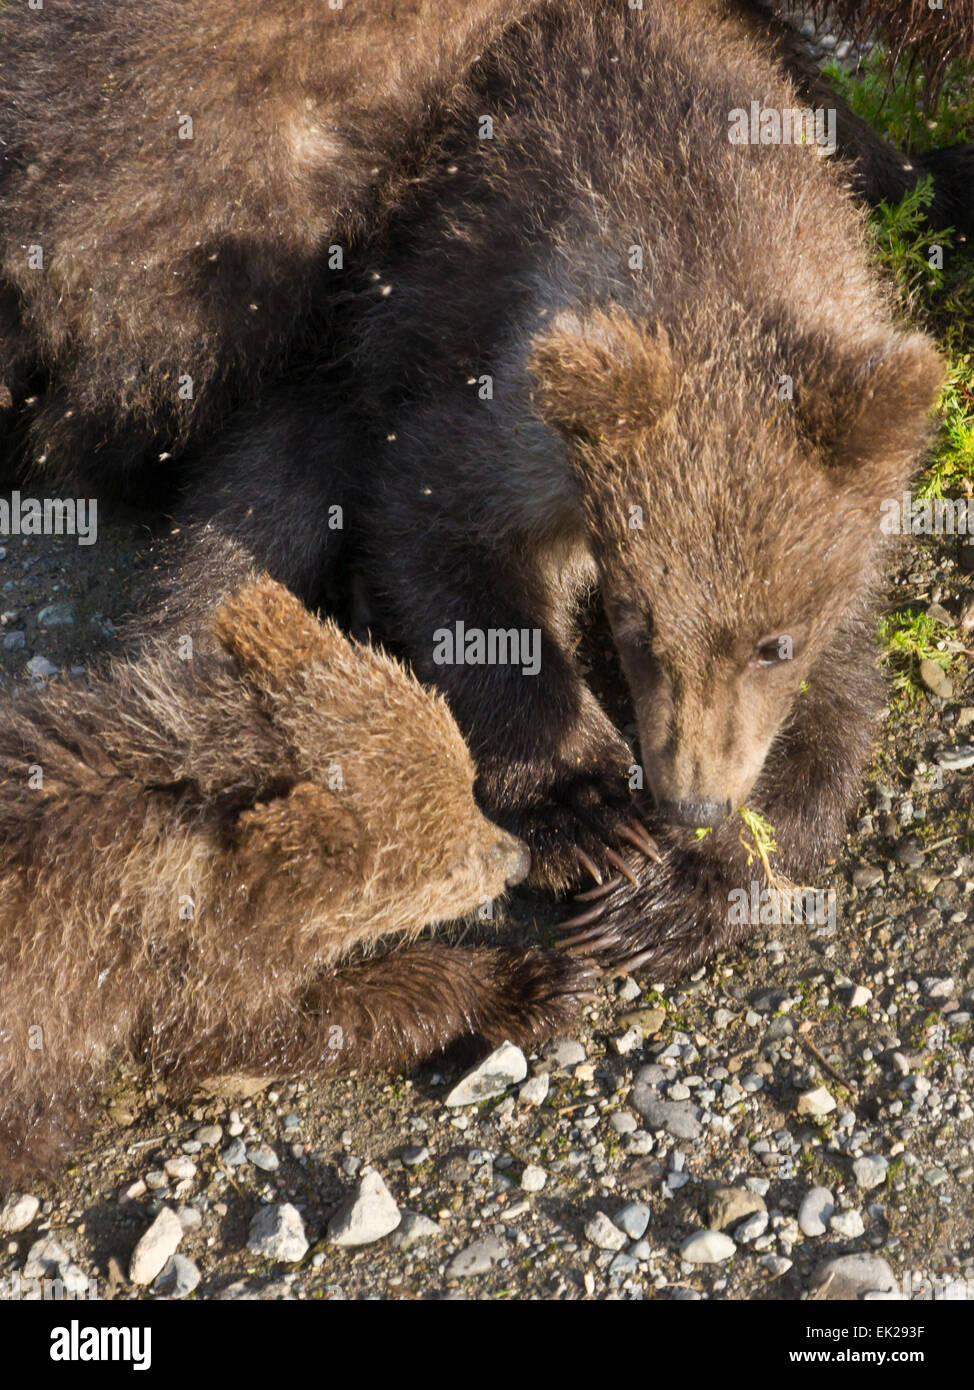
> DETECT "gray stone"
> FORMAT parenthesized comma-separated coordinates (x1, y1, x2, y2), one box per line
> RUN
(389, 1212, 444, 1250)
(445, 1041, 527, 1105)
(518, 1074, 550, 1107)
(797, 1086, 836, 1117)
(129, 1207, 183, 1285)
(936, 746, 974, 771)
(734, 1210, 769, 1242)
(37, 602, 76, 627)
(446, 1235, 508, 1278)
(327, 1170, 401, 1247)
(708, 1186, 765, 1231)
(852, 865, 884, 890)
(247, 1203, 309, 1263)
(2, 630, 25, 651)
(153, 1253, 201, 1299)
(614, 1202, 650, 1240)
(195, 1125, 223, 1146)
(543, 1038, 587, 1069)
(681, 1230, 736, 1264)
(0, 1192, 39, 1233)
(829, 1209, 866, 1239)
(798, 1187, 835, 1237)
(810, 1253, 898, 1301)
(584, 1212, 628, 1251)
(852, 1155, 888, 1191)
(26, 655, 58, 679)
(248, 1146, 280, 1172)
(631, 1082, 702, 1141)
(520, 1164, 547, 1193)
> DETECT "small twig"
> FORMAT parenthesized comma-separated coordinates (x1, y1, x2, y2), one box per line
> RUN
(799, 1035, 857, 1096)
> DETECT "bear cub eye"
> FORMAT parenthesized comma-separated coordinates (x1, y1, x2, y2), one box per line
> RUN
(753, 635, 794, 667)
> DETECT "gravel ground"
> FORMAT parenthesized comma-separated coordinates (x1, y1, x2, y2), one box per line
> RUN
(1, 493, 972, 1304)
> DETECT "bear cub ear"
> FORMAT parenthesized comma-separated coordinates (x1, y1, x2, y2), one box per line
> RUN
(212, 574, 346, 693)
(797, 331, 944, 476)
(528, 305, 679, 449)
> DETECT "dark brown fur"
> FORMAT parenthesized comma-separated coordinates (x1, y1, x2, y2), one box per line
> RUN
(0, 575, 591, 1185)
(0, 0, 969, 487)
(178, 0, 943, 977)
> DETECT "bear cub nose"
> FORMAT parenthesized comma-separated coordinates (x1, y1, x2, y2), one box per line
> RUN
(658, 797, 732, 828)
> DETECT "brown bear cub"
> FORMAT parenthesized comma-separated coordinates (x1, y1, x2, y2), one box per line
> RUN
(320, 0, 946, 973)
(0, 576, 591, 1185)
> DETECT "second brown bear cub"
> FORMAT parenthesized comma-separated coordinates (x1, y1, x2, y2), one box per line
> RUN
(0, 576, 590, 1184)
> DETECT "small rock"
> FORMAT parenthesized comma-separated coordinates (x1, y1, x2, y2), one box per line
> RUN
(153, 1253, 200, 1299)
(935, 746, 974, 771)
(681, 1230, 736, 1264)
(164, 1156, 197, 1182)
(402, 1146, 429, 1167)
(327, 1170, 401, 1247)
(852, 1155, 888, 1191)
(2, 630, 25, 651)
(446, 1041, 527, 1105)
(26, 655, 58, 680)
(37, 602, 76, 627)
(195, 1125, 223, 1146)
(543, 1038, 587, 1069)
(0, 1192, 39, 1234)
(389, 1212, 444, 1250)
(129, 1207, 183, 1285)
(613, 1026, 643, 1056)
(848, 984, 872, 1008)
(852, 865, 884, 890)
(446, 1235, 508, 1278)
(734, 1210, 769, 1242)
(708, 1186, 766, 1231)
(518, 1074, 550, 1107)
(810, 1253, 897, 1300)
(248, 1146, 280, 1172)
(223, 1138, 247, 1167)
(798, 1187, 835, 1237)
(919, 659, 952, 699)
(247, 1204, 309, 1263)
(829, 1209, 866, 1239)
(797, 1086, 836, 1117)
(175, 1206, 203, 1234)
(924, 976, 955, 1000)
(520, 1164, 547, 1193)
(617, 1007, 666, 1036)
(584, 1212, 628, 1251)
(614, 1202, 650, 1240)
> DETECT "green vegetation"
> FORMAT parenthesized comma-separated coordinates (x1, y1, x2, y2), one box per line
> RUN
(824, 49, 974, 693)
(877, 606, 952, 698)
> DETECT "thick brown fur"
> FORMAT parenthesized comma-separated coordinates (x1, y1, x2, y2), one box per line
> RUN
(0, 0, 525, 485)
(0, 0, 970, 487)
(179, 0, 943, 976)
(0, 575, 592, 1186)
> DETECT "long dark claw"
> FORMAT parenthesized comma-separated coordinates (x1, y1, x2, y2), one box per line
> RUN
(560, 900, 609, 934)
(574, 845, 603, 886)
(607, 948, 658, 976)
(604, 846, 638, 886)
(563, 922, 624, 952)
(573, 874, 623, 902)
(619, 820, 662, 863)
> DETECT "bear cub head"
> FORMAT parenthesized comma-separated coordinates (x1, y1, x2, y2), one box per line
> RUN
(529, 303, 944, 828)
